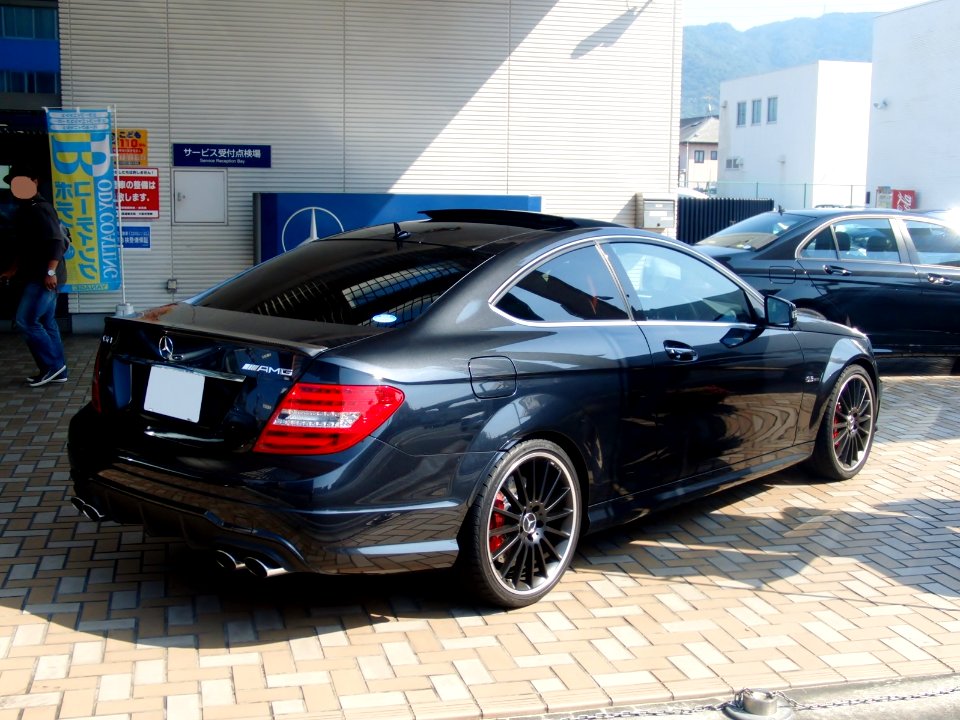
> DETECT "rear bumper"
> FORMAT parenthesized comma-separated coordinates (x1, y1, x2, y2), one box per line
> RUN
(66, 392, 487, 576)
(71, 461, 465, 575)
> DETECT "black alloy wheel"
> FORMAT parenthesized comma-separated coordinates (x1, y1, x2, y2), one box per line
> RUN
(458, 439, 581, 608)
(807, 365, 877, 480)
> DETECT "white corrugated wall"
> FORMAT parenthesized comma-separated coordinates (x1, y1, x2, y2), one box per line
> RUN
(58, 0, 681, 317)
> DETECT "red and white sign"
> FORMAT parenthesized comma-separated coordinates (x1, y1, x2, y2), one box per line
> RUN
(892, 189, 917, 211)
(118, 167, 160, 219)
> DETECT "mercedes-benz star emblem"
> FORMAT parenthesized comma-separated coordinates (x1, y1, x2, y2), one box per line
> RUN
(158, 335, 175, 361)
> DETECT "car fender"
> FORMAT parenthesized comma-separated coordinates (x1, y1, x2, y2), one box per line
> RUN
(461, 389, 609, 507)
(806, 336, 878, 434)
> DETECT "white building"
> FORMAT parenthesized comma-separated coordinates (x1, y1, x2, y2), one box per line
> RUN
(866, 0, 960, 211)
(56, 0, 682, 327)
(678, 115, 718, 191)
(717, 61, 872, 209)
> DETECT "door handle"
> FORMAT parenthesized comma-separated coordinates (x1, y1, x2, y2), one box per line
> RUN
(823, 265, 851, 276)
(664, 342, 698, 362)
(927, 274, 952, 286)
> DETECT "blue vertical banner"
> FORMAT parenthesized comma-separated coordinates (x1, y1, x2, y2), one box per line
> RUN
(45, 108, 121, 293)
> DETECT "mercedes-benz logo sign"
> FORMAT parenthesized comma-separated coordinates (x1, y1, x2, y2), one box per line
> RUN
(158, 335, 175, 361)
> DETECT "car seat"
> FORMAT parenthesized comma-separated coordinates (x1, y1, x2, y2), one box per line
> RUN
(866, 233, 898, 260)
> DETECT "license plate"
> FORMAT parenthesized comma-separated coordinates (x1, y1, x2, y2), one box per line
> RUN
(144, 365, 205, 422)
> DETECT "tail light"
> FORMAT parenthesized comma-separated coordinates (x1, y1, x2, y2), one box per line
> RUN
(253, 383, 404, 455)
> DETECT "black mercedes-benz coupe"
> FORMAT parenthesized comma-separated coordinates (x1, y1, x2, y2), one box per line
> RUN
(695, 208, 960, 358)
(68, 209, 879, 607)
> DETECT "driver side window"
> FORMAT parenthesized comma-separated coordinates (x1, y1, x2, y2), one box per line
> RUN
(605, 242, 754, 323)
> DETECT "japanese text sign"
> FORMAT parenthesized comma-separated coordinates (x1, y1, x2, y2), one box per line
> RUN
(121, 226, 151, 250)
(116, 128, 149, 167)
(118, 167, 160, 219)
(46, 108, 121, 293)
(172, 143, 271, 168)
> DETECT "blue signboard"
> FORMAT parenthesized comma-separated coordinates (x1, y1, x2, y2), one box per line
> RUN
(172, 143, 271, 168)
(254, 192, 542, 262)
(121, 226, 151, 250)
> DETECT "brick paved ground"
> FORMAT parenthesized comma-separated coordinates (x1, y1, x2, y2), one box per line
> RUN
(1, 333, 959, 720)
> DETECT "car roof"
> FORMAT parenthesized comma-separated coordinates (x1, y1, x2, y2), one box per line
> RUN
(769, 207, 924, 220)
(325, 209, 631, 255)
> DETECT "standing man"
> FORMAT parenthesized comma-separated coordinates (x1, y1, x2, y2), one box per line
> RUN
(1, 164, 69, 387)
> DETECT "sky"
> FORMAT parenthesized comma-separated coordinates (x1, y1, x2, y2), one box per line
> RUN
(683, 0, 927, 30)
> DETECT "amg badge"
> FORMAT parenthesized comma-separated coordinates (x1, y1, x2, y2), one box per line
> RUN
(242, 363, 293, 377)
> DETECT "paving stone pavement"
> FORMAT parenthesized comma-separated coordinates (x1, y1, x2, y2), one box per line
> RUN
(1, 333, 960, 720)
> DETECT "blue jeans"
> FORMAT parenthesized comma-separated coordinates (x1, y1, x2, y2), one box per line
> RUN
(15, 282, 66, 373)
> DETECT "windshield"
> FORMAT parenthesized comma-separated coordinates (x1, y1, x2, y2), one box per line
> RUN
(193, 239, 486, 328)
(697, 212, 812, 251)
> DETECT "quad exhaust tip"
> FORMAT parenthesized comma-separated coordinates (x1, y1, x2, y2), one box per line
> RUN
(70, 496, 106, 522)
(244, 556, 291, 579)
(213, 549, 246, 572)
(213, 549, 290, 579)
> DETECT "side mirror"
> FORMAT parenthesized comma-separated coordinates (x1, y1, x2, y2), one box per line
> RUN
(765, 294, 797, 327)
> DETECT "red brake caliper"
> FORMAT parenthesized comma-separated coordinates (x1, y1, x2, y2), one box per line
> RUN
(833, 400, 843, 445)
(489, 492, 506, 553)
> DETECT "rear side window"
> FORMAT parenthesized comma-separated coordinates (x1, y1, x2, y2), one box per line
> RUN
(799, 229, 839, 260)
(194, 240, 485, 327)
(906, 220, 960, 267)
(495, 245, 629, 323)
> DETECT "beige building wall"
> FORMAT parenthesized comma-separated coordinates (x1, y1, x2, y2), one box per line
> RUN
(58, 0, 681, 317)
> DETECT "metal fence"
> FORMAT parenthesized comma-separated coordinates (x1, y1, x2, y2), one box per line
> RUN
(676, 197, 774, 244)
(692, 182, 869, 209)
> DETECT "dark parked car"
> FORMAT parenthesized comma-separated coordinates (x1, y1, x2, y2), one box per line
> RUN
(695, 208, 960, 357)
(69, 209, 879, 607)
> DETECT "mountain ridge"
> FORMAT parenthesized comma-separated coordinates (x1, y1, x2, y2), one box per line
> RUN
(682, 12, 876, 118)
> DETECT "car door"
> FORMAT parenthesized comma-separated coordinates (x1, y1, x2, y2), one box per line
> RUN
(604, 240, 807, 492)
(901, 218, 960, 351)
(794, 217, 925, 348)
(490, 241, 667, 507)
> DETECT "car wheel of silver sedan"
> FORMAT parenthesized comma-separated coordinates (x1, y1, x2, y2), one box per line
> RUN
(806, 365, 877, 481)
(458, 439, 581, 608)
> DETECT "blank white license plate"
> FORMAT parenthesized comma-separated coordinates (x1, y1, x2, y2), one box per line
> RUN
(144, 365, 205, 422)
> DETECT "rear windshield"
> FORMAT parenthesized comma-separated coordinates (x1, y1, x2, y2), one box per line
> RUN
(697, 212, 812, 251)
(193, 239, 486, 328)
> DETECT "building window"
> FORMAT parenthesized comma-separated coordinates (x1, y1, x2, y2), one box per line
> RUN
(736, 102, 746, 127)
(751, 99, 762, 125)
(0, 5, 58, 39)
(767, 96, 778, 123)
(0, 70, 60, 94)
(710, 150, 718, 161)
(694, 150, 705, 164)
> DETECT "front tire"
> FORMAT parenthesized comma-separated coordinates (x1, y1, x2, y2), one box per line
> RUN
(806, 365, 877, 480)
(457, 440, 581, 608)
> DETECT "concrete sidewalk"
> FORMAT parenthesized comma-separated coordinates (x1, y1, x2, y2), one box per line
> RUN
(1, 334, 959, 720)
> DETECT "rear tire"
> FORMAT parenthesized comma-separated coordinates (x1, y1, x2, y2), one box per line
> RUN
(457, 439, 581, 608)
(805, 365, 877, 480)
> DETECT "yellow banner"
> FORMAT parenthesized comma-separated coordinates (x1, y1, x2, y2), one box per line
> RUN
(46, 109, 121, 293)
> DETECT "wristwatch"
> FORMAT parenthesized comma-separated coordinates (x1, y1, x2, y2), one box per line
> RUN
(46, 269, 56, 277)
